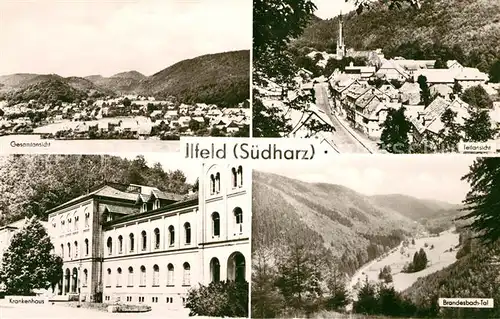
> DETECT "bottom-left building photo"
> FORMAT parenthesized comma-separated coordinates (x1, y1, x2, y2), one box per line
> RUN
(0, 153, 251, 318)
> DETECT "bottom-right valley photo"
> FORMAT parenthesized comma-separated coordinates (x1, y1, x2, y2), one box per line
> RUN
(251, 155, 500, 319)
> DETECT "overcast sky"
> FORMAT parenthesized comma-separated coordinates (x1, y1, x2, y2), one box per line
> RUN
(313, 0, 356, 19)
(256, 155, 478, 204)
(0, 0, 251, 77)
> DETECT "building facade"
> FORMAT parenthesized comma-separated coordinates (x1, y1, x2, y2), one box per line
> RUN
(45, 162, 250, 309)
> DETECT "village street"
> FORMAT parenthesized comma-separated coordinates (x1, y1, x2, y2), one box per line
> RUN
(314, 83, 374, 153)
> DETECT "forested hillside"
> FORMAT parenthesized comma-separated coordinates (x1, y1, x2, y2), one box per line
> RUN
(292, 0, 500, 72)
(252, 171, 423, 274)
(0, 50, 250, 107)
(0, 155, 193, 226)
(403, 234, 500, 318)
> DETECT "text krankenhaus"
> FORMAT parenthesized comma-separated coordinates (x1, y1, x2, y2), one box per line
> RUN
(185, 143, 315, 160)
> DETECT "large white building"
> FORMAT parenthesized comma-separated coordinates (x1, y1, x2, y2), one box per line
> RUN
(40, 162, 250, 309)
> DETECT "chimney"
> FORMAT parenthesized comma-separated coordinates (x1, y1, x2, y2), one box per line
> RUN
(350, 62, 354, 67)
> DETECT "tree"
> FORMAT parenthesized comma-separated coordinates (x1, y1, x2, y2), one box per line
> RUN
(325, 265, 349, 311)
(122, 97, 131, 107)
(417, 75, 431, 106)
(354, 278, 378, 315)
(378, 107, 412, 153)
(463, 108, 497, 142)
(458, 158, 500, 243)
(462, 86, 493, 110)
(0, 217, 63, 295)
(275, 242, 322, 311)
(252, 95, 292, 137)
(438, 108, 463, 152)
(434, 58, 447, 69)
(252, 250, 284, 318)
(453, 82, 463, 96)
(188, 119, 201, 132)
(489, 59, 500, 83)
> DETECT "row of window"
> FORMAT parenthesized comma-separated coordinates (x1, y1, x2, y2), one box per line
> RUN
(102, 263, 191, 288)
(52, 210, 91, 233)
(60, 240, 89, 259)
(209, 165, 244, 195)
(107, 296, 182, 305)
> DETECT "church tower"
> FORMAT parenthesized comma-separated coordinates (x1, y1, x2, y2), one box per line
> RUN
(336, 12, 346, 59)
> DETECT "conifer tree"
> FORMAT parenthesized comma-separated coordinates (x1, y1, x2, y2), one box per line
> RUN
(378, 107, 412, 153)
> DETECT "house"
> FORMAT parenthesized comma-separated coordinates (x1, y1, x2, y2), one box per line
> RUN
(376, 59, 410, 82)
(399, 82, 421, 105)
(226, 121, 240, 134)
(164, 110, 178, 120)
(344, 63, 376, 80)
(430, 84, 454, 100)
(454, 68, 489, 90)
(446, 60, 463, 70)
(414, 69, 456, 86)
(178, 116, 191, 127)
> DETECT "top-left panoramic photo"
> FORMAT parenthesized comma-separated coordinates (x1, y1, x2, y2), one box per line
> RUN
(0, 0, 251, 140)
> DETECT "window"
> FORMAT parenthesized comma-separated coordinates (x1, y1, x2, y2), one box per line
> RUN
(107, 237, 112, 255)
(140, 266, 146, 286)
(153, 265, 159, 286)
(68, 218, 72, 232)
(142, 203, 147, 212)
(183, 262, 191, 286)
(210, 258, 220, 283)
(83, 269, 88, 287)
(129, 233, 135, 252)
(212, 212, 220, 237)
(139, 296, 144, 303)
(210, 174, 215, 195)
(106, 269, 111, 287)
(234, 207, 243, 233)
(154, 228, 160, 249)
(167, 264, 174, 286)
(84, 239, 89, 256)
(154, 199, 160, 209)
(74, 216, 79, 230)
(61, 244, 64, 257)
(215, 173, 221, 193)
(74, 241, 78, 258)
(116, 268, 122, 287)
(184, 223, 191, 244)
(168, 226, 175, 246)
(237, 166, 243, 187)
(84, 211, 90, 228)
(127, 267, 134, 287)
(118, 235, 123, 254)
(232, 167, 237, 188)
(141, 231, 147, 251)
(67, 243, 71, 258)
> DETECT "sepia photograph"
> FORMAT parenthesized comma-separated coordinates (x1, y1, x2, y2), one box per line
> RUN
(0, 153, 250, 318)
(252, 155, 500, 318)
(253, 0, 500, 153)
(0, 0, 251, 140)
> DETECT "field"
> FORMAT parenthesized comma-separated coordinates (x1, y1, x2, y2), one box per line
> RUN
(350, 228, 459, 295)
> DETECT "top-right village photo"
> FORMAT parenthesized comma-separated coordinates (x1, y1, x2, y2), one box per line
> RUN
(253, 0, 500, 154)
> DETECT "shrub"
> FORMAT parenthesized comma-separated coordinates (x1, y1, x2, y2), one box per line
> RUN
(186, 280, 248, 317)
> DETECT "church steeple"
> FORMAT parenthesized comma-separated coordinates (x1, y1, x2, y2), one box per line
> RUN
(336, 11, 346, 58)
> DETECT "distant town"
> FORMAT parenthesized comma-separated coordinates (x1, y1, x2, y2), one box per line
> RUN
(255, 13, 500, 153)
(0, 94, 250, 139)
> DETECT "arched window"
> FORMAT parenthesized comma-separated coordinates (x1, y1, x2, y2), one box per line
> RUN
(183, 262, 191, 286)
(74, 241, 78, 258)
(141, 231, 147, 251)
(227, 252, 246, 283)
(142, 203, 147, 212)
(129, 233, 135, 252)
(106, 268, 111, 287)
(237, 166, 243, 187)
(154, 228, 160, 249)
(212, 212, 220, 237)
(234, 207, 243, 233)
(61, 244, 64, 257)
(210, 258, 220, 283)
(154, 199, 160, 210)
(74, 215, 79, 230)
(107, 237, 112, 255)
(84, 238, 89, 256)
(210, 174, 215, 195)
(84, 211, 90, 228)
(167, 264, 174, 286)
(118, 235, 123, 254)
(140, 266, 146, 286)
(68, 218, 72, 232)
(184, 223, 191, 244)
(67, 243, 71, 258)
(153, 265, 159, 286)
(215, 172, 221, 193)
(128, 267, 134, 287)
(168, 226, 175, 246)
(83, 269, 88, 286)
(117, 267, 122, 287)
(231, 167, 237, 188)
